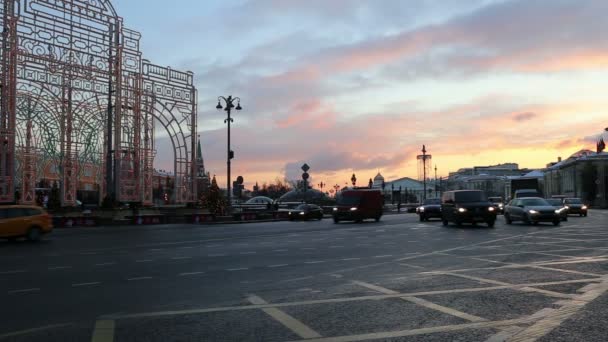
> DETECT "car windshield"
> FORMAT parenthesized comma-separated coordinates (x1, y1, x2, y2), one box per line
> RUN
(521, 198, 550, 206)
(423, 199, 441, 205)
(564, 198, 582, 204)
(336, 195, 361, 206)
(489, 198, 502, 203)
(455, 192, 487, 202)
(546, 199, 563, 206)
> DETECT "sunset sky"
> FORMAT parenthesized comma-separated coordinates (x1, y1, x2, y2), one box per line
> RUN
(114, 0, 608, 190)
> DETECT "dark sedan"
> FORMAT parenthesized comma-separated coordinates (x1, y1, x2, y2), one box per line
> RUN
(416, 198, 442, 221)
(563, 198, 588, 217)
(488, 197, 505, 214)
(546, 199, 568, 221)
(504, 197, 561, 226)
(288, 204, 323, 221)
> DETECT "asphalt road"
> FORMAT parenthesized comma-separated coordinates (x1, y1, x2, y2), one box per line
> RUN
(1, 211, 608, 342)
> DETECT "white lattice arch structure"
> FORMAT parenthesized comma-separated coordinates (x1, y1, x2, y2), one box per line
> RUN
(0, 0, 198, 206)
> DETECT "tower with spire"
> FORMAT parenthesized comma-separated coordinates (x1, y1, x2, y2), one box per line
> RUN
(196, 135, 211, 196)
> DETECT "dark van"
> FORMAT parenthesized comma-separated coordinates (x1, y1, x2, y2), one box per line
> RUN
(441, 190, 497, 227)
(333, 189, 383, 223)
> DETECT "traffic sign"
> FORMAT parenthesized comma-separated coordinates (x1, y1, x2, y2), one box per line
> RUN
(301, 163, 310, 172)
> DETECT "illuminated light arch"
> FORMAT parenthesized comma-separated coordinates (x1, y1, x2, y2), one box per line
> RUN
(0, 0, 198, 205)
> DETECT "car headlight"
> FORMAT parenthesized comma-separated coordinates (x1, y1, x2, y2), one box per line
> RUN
(332, 207, 338, 211)
(458, 208, 467, 213)
(418, 207, 425, 212)
(350, 207, 358, 211)
(582, 206, 588, 210)
(529, 210, 539, 215)
(488, 207, 495, 212)
(564, 206, 570, 210)
(498, 204, 504, 208)
(299, 212, 305, 215)
(555, 210, 561, 214)
(288, 212, 292, 215)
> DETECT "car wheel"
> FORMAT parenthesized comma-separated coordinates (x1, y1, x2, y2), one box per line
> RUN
(375, 216, 381, 222)
(333, 217, 339, 224)
(584, 213, 588, 217)
(523, 215, 531, 225)
(419, 215, 425, 222)
(7, 237, 18, 243)
(505, 213, 512, 225)
(532, 221, 539, 226)
(455, 220, 462, 227)
(26, 226, 42, 242)
(579, 214, 583, 217)
(442, 219, 448, 226)
(487, 220, 495, 228)
(553, 220, 560, 226)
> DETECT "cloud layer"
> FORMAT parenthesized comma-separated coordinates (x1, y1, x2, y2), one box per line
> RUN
(131, 0, 608, 189)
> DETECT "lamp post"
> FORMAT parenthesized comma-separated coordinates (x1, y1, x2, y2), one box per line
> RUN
(216, 95, 242, 212)
(333, 184, 340, 197)
(318, 182, 325, 192)
(351, 174, 357, 187)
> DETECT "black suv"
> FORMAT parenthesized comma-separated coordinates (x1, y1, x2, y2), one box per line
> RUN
(441, 190, 497, 227)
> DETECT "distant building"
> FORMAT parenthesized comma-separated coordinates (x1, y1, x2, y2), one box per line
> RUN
(447, 163, 537, 198)
(543, 150, 608, 208)
(374, 172, 436, 203)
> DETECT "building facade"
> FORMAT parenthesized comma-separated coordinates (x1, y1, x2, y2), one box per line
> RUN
(544, 151, 608, 208)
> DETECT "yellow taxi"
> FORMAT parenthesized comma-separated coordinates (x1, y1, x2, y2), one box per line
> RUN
(0, 205, 53, 241)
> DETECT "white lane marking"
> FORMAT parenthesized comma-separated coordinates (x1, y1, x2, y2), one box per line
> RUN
(48, 266, 72, 270)
(147, 248, 164, 252)
(240, 252, 257, 255)
(171, 256, 193, 260)
(439, 272, 575, 299)
(282, 276, 313, 282)
(95, 262, 116, 266)
(273, 249, 289, 252)
(373, 255, 393, 258)
(304, 261, 325, 264)
(135, 259, 153, 263)
(72, 282, 100, 287)
(247, 295, 322, 339)
(329, 246, 345, 248)
(0, 323, 74, 339)
(208, 254, 227, 257)
(91, 319, 115, 342)
(108, 279, 603, 320)
(351, 280, 489, 323)
(179, 272, 205, 276)
(205, 244, 223, 248)
(268, 264, 288, 268)
(227, 268, 249, 271)
(179, 246, 194, 249)
(287, 318, 530, 342)
(8, 288, 40, 294)
(127, 277, 153, 281)
(0, 269, 27, 275)
(301, 248, 316, 250)
(80, 252, 98, 255)
(342, 258, 360, 261)
(508, 277, 608, 342)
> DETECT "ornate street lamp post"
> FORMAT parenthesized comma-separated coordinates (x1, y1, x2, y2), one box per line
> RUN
(333, 184, 341, 197)
(351, 174, 357, 187)
(216, 95, 242, 212)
